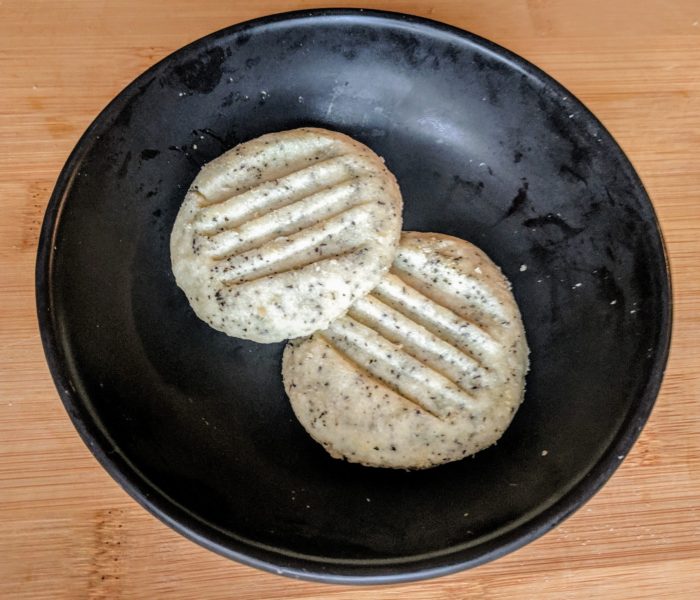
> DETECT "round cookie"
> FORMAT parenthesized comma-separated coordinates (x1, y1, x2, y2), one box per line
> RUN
(170, 128, 403, 343)
(282, 232, 529, 469)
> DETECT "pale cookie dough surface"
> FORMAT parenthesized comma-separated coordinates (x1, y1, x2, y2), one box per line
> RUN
(282, 232, 529, 469)
(170, 127, 403, 343)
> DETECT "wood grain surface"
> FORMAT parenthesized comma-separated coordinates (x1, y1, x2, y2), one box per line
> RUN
(1, 1, 699, 598)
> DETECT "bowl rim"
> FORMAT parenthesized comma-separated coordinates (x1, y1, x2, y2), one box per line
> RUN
(35, 7, 673, 585)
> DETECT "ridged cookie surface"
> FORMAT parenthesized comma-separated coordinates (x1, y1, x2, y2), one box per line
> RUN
(282, 232, 529, 469)
(170, 128, 403, 342)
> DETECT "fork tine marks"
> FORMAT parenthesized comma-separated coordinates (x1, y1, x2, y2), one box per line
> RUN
(195, 154, 363, 232)
(203, 185, 370, 260)
(323, 315, 480, 420)
(217, 204, 372, 284)
(348, 294, 491, 390)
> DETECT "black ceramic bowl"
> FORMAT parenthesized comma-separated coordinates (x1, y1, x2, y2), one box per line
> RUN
(37, 9, 671, 584)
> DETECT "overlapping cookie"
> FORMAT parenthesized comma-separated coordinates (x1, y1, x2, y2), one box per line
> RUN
(171, 128, 402, 343)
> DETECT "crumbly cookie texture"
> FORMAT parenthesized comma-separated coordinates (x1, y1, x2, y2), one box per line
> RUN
(283, 232, 529, 469)
(170, 127, 403, 343)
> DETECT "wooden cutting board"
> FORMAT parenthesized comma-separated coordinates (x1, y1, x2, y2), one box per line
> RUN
(1, 1, 698, 598)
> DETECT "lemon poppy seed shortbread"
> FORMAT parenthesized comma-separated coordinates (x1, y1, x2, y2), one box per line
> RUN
(282, 232, 529, 469)
(170, 128, 403, 343)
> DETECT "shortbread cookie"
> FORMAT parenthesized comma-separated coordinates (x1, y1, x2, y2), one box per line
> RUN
(170, 128, 403, 342)
(282, 232, 529, 469)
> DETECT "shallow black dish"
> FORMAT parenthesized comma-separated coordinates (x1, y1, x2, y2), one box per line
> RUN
(37, 9, 671, 584)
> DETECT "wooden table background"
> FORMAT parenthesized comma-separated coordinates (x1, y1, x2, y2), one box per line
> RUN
(1, 1, 699, 598)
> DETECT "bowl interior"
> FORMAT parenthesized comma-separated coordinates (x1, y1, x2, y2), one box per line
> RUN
(40, 10, 670, 582)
